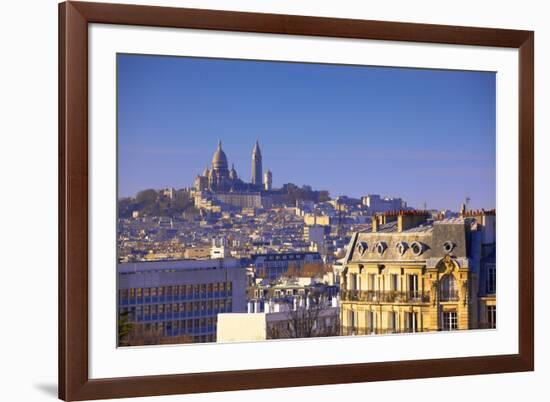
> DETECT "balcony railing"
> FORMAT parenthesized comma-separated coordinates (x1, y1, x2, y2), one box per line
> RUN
(341, 326, 425, 336)
(439, 291, 460, 302)
(341, 290, 430, 303)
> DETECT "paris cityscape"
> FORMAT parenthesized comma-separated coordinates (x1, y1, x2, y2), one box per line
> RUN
(117, 54, 496, 346)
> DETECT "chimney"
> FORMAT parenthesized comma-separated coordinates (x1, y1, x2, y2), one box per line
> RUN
(397, 210, 430, 232)
(373, 211, 399, 232)
(460, 203, 466, 217)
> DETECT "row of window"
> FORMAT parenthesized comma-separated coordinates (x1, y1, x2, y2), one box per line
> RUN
(119, 300, 233, 319)
(345, 307, 496, 332)
(119, 282, 233, 301)
(347, 310, 421, 332)
(349, 273, 420, 293)
(346, 310, 468, 331)
(255, 254, 319, 262)
(348, 273, 466, 302)
(133, 319, 217, 337)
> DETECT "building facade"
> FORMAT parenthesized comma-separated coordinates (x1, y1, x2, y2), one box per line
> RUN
(340, 209, 496, 335)
(117, 258, 247, 344)
(251, 251, 323, 280)
(361, 194, 408, 213)
(217, 297, 340, 342)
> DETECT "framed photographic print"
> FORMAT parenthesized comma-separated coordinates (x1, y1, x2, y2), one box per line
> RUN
(59, 1, 534, 400)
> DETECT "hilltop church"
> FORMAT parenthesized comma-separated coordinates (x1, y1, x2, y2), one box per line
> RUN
(192, 141, 275, 210)
(194, 140, 272, 193)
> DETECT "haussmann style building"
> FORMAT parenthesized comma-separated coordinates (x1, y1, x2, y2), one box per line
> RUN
(340, 208, 496, 336)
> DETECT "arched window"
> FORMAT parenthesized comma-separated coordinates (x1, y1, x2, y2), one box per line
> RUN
(440, 275, 459, 301)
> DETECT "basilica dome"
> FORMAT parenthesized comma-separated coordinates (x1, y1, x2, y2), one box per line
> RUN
(211, 140, 228, 170)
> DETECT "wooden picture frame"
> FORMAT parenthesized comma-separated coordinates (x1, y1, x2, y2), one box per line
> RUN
(59, 1, 534, 400)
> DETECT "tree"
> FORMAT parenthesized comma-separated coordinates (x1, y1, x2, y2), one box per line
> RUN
(266, 295, 340, 339)
(299, 263, 330, 278)
(118, 312, 194, 346)
(136, 189, 158, 205)
(118, 189, 199, 218)
(118, 310, 132, 344)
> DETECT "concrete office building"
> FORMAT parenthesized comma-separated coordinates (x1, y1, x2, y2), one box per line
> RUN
(117, 258, 247, 344)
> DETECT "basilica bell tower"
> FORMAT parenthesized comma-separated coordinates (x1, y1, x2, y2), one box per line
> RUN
(251, 140, 263, 187)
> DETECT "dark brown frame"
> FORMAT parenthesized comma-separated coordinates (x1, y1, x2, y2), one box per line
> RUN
(59, 1, 534, 400)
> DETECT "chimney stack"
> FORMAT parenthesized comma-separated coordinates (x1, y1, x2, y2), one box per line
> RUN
(397, 210, 430, 232)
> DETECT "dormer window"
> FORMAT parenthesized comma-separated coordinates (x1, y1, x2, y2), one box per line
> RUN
(357, 241, 368, 255)
(410, 241, 424, 256)
(396, 241, 408, 256)
(375, 241, 387, 256)
(443, 241, 455, 253)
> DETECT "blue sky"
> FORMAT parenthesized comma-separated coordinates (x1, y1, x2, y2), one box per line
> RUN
(117, 54, 496, 211)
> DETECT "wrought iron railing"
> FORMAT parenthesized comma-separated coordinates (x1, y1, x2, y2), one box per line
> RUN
(439, 290, 460, 302)
(341, 326, 425, 336)
(341, 290, 430, 303)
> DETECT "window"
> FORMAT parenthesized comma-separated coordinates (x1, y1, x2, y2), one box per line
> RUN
(396, 241, 407, 256)
(348, 310, 358, 333)
(406, 312, 418, 332)
(375, 241, 387, 256)
(120, 289, 128, 302)
(391, 274, 399, 291)
(350, 273, 358, 290)
(442, 311, 458, 331)
(367, 311, 375, 333)
(487, 305, 496, 329)
(410, 241, 424, 256)
(388, 311, 398, 332)
(409, 274, 418, 297)
(368, 274, 376, 291)
(440, 275, 459, 301)
(486, 265, 496, 294)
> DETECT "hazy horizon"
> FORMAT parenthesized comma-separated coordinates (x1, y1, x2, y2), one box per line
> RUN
(117, 54, 496, 211)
